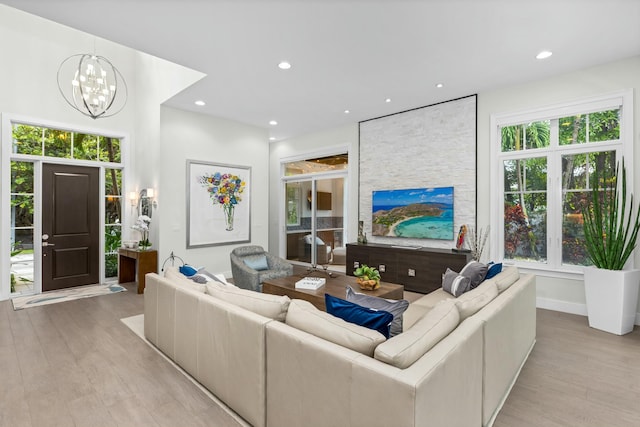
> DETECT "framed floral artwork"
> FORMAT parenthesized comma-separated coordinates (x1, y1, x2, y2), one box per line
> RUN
(186, 160, 251, 248)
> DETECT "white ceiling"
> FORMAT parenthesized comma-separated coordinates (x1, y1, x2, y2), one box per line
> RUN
(2, 0, 639, 141)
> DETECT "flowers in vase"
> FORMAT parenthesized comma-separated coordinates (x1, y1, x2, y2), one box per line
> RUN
(132, 215, 151, 249)
(198, 172, 246, 231)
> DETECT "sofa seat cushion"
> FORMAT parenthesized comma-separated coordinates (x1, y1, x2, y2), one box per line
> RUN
(285, 299, 386, 356)
(454, 280, 499, 320)
(374, 299, 460, 369)
(413, 288, 451, 310)
(345, 286, 409, 337)
(206, 283, 290, 321)
(493, 266, 520, 293)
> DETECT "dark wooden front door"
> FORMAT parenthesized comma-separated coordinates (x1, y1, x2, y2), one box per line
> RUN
(42, 164, 100, 291)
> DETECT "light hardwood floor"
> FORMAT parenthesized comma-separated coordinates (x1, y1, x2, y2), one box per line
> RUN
(1, 284, 639, 427)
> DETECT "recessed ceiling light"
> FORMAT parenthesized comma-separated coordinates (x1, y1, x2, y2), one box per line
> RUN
(269, 137, 276, 141)
(344, 109, 350, 114)
(435, 83, 444, 88)
(536, 50, 553, 60)
(385, 98, 391, 103)
(194, 100, 206, 106)
(278, 61, 291, 70)
(269, 120, 278, 126)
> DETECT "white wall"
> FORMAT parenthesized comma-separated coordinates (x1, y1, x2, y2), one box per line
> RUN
(0, 5, 136, 137)
(159, 107, 269, 277)
(0, 5, 203, 299)
(478, 55, 640, 318)
(130, 54, 204, 247)
(268, 124, 358, 256)
(270, 55, 640, 321)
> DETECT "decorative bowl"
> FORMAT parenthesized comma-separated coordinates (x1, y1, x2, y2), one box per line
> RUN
(123, 241, 137, 249)
(357, 277, 380, 291)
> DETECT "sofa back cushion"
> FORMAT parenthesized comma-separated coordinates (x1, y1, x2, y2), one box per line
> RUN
(374, 299, 460, 369)
(285, 299, 386, 356)
(454, 280, 499, 320)
(493, 266, 520, 293)
(206, 283, 290, 321)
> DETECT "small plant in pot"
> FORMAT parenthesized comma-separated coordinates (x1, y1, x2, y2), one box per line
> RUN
(581, 159, 640, 335)
(354, 264, 381, 290)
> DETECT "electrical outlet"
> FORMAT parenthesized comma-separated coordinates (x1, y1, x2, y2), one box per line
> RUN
(408, 268, 416, 277)
(379, 264, 386, 273)
(354, 261, 360, 269)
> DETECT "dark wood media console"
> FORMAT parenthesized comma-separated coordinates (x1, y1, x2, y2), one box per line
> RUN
(346, 242, 472, 294)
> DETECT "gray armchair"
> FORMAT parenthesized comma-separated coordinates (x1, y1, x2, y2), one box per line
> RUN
(230, 245, 293, 292)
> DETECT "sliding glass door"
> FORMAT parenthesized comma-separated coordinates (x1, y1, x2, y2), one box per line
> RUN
(282, 154, 347, 269)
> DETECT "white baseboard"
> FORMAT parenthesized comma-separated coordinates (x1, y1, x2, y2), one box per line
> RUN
(536, 297, 640, 326)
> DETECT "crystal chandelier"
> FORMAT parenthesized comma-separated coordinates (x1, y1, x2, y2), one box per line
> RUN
(57, 53, 128, 119)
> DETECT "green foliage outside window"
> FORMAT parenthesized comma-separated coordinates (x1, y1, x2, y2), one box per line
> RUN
(500, 109, 621, 266)
(559, 109, 620, 145)
(105, 225, 121, 278)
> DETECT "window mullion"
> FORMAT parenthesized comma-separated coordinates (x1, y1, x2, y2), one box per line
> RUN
(547, 153, 562, 270)
(547, 119, 560, 269)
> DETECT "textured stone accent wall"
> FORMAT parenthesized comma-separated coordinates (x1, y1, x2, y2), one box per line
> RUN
(358, 95, 477, 249)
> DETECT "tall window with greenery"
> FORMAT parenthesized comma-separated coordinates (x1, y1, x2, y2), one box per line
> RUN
(105, 167, 122, 278)
(10, 161, 35, 293)
(493, 93, 630, 272)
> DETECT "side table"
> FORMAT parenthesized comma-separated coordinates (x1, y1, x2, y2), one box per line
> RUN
(118, 248, 158, 294)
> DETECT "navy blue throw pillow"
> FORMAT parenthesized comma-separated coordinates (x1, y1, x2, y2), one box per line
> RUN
(485, 262, 503, 280)
(179, 264, 198, 277)
(325, 294, 393, 339)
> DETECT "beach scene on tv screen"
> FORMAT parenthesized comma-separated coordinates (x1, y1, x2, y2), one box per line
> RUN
(372, 187, 454, 240)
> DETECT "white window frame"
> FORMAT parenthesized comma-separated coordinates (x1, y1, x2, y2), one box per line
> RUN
(490, 90, 634, 279)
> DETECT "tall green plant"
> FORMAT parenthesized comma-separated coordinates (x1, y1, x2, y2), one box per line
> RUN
(582, 160, 640, 270)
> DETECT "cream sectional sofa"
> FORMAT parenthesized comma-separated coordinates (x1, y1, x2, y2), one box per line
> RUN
(144, 266, 536, 427)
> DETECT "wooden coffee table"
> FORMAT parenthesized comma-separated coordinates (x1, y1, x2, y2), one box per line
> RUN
(262, 273, 404, 311)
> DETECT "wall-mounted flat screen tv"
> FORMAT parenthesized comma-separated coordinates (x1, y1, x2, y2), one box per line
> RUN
(372, 186, 454, 240)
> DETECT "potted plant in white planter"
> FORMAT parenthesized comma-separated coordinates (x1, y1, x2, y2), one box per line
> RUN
(582, 159, 640, 335)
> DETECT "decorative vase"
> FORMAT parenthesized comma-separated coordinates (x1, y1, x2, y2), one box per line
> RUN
(223, 204, 234, 231)
(357, 277, 380, 291)
(138, 237, 151, 251)
(584, 266, 640, 335)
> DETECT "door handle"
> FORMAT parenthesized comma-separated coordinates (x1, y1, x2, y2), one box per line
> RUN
(43, 242, 55, 247)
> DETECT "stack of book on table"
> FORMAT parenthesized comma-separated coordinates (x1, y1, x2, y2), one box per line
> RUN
(295, 277, 326, 290)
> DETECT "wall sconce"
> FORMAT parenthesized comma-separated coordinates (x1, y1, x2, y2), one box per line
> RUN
(139, 188, 156, 217)
(129, 191, 137, 207)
